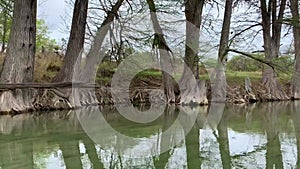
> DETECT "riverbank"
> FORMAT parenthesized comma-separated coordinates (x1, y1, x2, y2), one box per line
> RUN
(0, 53, 294, 114)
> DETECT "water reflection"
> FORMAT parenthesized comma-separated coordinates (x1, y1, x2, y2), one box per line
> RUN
(0, 102, 300, 168)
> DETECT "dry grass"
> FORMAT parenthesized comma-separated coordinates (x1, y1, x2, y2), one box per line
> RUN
(34, 52, 63, 82)
(0, 52, 63, 82)
(0, 52, 293, 86)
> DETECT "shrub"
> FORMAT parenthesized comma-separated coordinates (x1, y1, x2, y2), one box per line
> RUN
(34, 52, 63, 82)
(227, 54, 294, 72)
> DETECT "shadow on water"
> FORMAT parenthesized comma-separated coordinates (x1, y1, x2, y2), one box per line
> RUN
(0, 102, 300, 168)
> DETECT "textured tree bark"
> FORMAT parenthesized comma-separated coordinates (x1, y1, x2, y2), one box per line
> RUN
(53, 0, 88, 83)
(180, 0, 207, 105)
(72, 0, 124, 106)
(146, 0, 176, 103)
(44, 0, 89, 109)
(290, 0, 300, 99)
(0, 0, 37, 112)
(211, 0, 232, 102)
(260, 0, 288, 100)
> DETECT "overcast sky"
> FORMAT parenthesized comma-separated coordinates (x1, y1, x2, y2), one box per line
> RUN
(35, 0, 292, 57)
(37, 0, 69, 42)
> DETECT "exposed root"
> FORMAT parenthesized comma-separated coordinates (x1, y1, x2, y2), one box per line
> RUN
(180, 79, 208, 105)
(0, 90, 33, 113)
(226, 78, 257, 104)
(258, 78, 289, 101)
(33, 89, 72, 110)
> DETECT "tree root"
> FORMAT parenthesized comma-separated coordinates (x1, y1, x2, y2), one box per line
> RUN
(179, 79, 208, 105)
(0, 90, 33, 113)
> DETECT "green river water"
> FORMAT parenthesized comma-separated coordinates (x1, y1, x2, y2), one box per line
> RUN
(0, 102, 299, 169)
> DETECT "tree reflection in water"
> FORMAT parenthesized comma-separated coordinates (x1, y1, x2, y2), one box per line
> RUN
(291, 101, 300, 169)
(0, 102, 300, 168)
(260, 103, 284, 169)
(153, 105, 176, 169)
(215, 103, 231, 169)
(180, 105, 206, 169)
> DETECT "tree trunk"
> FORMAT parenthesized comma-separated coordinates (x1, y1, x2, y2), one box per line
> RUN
(180, 0, 207, 105)
(260, 0, 288, 100)
(211, 0, 233, 102)
(45, 0, 88, 109)
(0, 0, 37, 112)
(146, 0, 176, 103)
(184, 0, 204, 78)
(290, 0, 300, 99)
(71, 0, 124, 106)
(53, 0, 88, 82)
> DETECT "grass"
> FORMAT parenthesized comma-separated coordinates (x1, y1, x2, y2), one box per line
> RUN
(34, 52, 63, 82)
(0, 54, 294, 87)
(226, 71, 262, 86)
(0, 52, 63, 83)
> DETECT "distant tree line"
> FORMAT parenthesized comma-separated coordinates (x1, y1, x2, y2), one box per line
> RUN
(227, 54, 294, 72)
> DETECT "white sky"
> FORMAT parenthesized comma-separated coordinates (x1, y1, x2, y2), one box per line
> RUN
(37, 0, 69, 42)
(35, 0, 293, 57)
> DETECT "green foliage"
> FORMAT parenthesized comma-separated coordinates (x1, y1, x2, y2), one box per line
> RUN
(0, 0, 13, 49)
(0, 12, 12, 44)
(273, 56, 294, 72)
(0, 14, 59, 52)
(96, 61, 118, 85)
(36, 19, 59, 52)
(227, 55, 264, 72)
(227, 54, 294, 72)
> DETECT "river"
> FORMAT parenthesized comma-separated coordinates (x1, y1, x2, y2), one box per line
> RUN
(0, 102, 299, 169)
